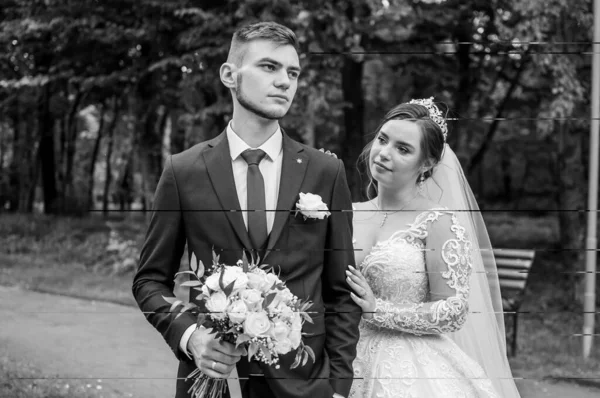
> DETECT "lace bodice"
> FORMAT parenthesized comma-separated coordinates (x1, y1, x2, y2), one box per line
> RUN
(360, 209, 472, 335)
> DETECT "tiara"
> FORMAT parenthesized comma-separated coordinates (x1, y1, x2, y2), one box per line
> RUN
(408, 97, 448, 141)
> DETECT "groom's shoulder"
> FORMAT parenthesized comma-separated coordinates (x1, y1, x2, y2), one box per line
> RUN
(297, 142, 342, 170)
(170, 139, 216, 168)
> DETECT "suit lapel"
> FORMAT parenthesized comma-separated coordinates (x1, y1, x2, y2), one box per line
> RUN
(203, 132, 253, 251)
(264, 133, 308, 261)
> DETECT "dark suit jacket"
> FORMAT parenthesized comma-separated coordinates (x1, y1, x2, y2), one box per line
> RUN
(132, 130, 361, 398)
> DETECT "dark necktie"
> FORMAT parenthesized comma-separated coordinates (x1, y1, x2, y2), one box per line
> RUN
(240, 149, 268, 251)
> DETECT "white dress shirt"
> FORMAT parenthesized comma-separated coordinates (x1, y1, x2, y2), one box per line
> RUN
(179, 122, 283, 355)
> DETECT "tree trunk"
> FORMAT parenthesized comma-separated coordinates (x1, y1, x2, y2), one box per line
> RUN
(340, 56, 365, 201)
(556, 121, 586, 305)
(7, 94, 21, 212)
(118, 153, 133, 211)
(451, 20, 474, 151)
(466, 56, 529, 174)
(88, 102, 106, 210)
(169, 109, 186, 154)
(102, 97, 119, 215)
(62, 89, 85, 210)
(38, 84, 58, 214)
(500, 144, 512, 201)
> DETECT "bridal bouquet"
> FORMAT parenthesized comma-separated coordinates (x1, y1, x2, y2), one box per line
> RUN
(163, 251, 315, 398)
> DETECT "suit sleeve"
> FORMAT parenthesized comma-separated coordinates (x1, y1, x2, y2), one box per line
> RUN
(322, 160, 361, 397)
(132, 155, 196, 360)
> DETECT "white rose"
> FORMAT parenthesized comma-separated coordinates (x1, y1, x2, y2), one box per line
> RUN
(273, 337, 294, 355)
(205, 267, 248, 293)
(289, 312, 303, 348)
(265, 273, 280, 290)
(205, 291, 228, 320)
(205, 273, 221, 292)
(244, 311, 271, 338)
(226, 300, 248, 324)
(240, 288, 263, 310)
(270, 320, 291, 342)
(278, 304, 295, 322)
(247, 271, 271, 293)
(200, 284, 210, 297)
(275, 288, 294, 305)
(296, 192, 330, 220)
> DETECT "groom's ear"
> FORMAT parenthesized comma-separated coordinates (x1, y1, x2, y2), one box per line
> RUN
(220, 62, 237, 89)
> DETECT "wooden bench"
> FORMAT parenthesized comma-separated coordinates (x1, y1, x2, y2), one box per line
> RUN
(492, 248, 536, 356)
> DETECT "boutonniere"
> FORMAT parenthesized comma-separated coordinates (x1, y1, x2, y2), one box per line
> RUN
(295, 192, 331, 220)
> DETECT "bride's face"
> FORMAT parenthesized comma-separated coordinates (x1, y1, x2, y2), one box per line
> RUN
(369, 119, 423, 190)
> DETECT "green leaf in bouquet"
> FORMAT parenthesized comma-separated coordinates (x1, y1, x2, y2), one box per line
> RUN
(174, 270, 198, 278)
(291, 348, 302, 369)
(248, 342, 259, 360)
(174, 302, 196, 319)
(302, 351, 308, 366)
(304, 345, 316, 364)
(301, 312, 314, 324)
(196, 313, 207, 328)
(225, 325, 238, 334)
(196, 300, 209, 314)
(212, 249, 220, 266)
(161, 297, 183, 313)
(223, 279, 236, 297)
(218, 267, 226, 291)
(263, 292, 277, 309)
(180, 280, 202, 287)
(196, 260, 205, 278)
(162, 296, 179, 305)
(299, 301, 314, 312)
(191, 256, 198, 272)
(259, 343, 271, 362)
(235, 333, 252, 348)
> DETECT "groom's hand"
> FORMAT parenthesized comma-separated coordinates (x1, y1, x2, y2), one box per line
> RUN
(187, 327, 245, 378)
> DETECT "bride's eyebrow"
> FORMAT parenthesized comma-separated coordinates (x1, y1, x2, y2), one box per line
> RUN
(378, 131, 414, 149)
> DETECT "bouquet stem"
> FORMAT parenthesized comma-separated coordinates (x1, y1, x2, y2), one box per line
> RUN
(186, 369, 227, 398)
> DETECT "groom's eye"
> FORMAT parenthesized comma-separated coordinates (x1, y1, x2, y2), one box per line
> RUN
(262, 64, 276, 71)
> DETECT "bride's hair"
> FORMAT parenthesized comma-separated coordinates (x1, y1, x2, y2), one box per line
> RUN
(358, 102, 446, 199)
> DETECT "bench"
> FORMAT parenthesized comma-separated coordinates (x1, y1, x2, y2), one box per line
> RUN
(492, 248, 536, 356)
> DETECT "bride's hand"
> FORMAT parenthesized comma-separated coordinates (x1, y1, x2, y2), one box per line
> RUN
(346, 265, 376, 319)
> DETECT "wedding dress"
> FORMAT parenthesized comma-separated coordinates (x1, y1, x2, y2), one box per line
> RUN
(349, 208, 499, 398)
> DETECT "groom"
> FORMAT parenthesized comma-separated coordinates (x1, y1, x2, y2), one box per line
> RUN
(132, 21, 360, 398)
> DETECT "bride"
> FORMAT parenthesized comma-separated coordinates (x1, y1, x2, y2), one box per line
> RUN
(347, 98, 521, 397)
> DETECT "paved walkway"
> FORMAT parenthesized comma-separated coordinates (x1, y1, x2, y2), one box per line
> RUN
(1, 285, 598, 398)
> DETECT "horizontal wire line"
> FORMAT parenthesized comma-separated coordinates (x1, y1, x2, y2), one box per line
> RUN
(10, 376, 600, 381)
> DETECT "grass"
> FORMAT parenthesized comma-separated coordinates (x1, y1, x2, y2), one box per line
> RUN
(484, 211, 600, 385)
(0, 345, 106, 398)
(0, 211, 599, 387)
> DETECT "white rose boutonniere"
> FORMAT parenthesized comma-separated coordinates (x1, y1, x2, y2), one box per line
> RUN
(295, 192, 331, 220)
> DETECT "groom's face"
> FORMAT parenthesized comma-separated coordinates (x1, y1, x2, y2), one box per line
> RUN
(232, 39, 301, 120)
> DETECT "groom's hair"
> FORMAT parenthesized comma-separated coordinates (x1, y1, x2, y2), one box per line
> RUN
(227, 21, 299, 66)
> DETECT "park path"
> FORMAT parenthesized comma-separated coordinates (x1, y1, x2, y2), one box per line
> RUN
(1, 285, 598, 398)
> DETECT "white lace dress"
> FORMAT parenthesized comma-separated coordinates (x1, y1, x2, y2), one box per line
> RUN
(349, 209, 499, 398)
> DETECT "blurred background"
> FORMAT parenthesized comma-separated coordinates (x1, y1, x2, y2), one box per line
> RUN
(0, 0, 599, 397)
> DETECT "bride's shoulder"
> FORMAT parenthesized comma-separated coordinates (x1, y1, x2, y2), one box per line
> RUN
(412, 199, 449, 215)
(410, 199, 454, 226)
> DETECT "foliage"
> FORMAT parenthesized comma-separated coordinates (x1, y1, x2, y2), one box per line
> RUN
(0, 0, 594, 215)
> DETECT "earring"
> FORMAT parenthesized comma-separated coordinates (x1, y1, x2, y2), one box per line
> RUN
(418, 174, 425, 193)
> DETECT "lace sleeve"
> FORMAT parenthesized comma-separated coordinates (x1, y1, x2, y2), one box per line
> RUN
(364, 211, 472, 335)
